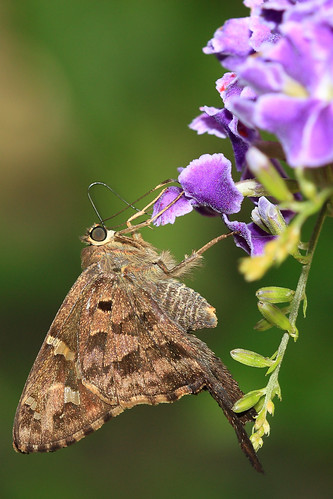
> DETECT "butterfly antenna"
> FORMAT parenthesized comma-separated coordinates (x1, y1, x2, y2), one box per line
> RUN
(102, 178, 178, 223)
(87, 181, 141, 226)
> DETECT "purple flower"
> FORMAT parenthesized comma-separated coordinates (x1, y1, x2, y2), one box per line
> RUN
(153, 154, 244, 226)
(152, 186, 193, 226)
(203, 18, 254, 70)
(216, 72, 257, 106)
(228, 2, 333, 167)
(223, 196, 289, 256)
(189, 107, 227, 140)
(203, 12, 278, 71)
(154, 0, 325, 236)
(223, 216, 276, 256)
(190, 73, 259, 171)
(179, 154, 243, 213)
(190, 107, 253, 171)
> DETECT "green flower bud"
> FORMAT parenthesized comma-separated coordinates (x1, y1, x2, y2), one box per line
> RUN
(263, 419, 270, 436)
(235, 179, 267, 197)
(265, 356, 281, 375)
(277, 224, 301, 263)
(272, 383, 282, 401)
(254, 397, 265, 413)
(295, 167, 317, 200)
(254, 409, 267, 430)
(250, 432, 264, 451)
(231, 349, 274, 368)
(232, 388, 266, 413)
(256, 286, 295, 304)
(266, 400, 275, 416)
(258, 301, 298, 337)
(246, 147, 294, 202)
(254, 318, 274, 331)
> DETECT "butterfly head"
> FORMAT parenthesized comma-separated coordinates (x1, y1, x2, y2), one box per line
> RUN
(82, 224, 116, 247)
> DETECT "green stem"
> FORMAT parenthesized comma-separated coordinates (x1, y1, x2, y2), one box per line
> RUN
(261, 202, 328, 414)
(289, 201, 328, 324)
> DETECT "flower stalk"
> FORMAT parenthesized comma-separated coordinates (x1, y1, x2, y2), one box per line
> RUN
(248, 201, 328, 450)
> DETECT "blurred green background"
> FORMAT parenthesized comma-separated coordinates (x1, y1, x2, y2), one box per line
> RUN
(1, 1, 332, 498)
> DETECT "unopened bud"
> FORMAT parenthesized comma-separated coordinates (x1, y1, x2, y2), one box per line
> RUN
(251, 206, 270, 232)
(254, 317, 274, 331)
(263, 419, 270, 435)
(231, 349, 274, 368)
(256, 286, 295, 304)
(252, 198, 287, 235)
(250, 432, 264, 451)
(277, 224, 301, 263)
(254, 409, 267, 430)
(246, 148, 294, 202)
(232, 388, 266, 413)
(258, 301, 298, 337)
(272, 383, 282, 401)
(266, 400, 275, 415)
(254, 397, 265, 413)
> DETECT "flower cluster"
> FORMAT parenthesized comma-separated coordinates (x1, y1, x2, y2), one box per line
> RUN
(153, 0, 333, 264)
(153, 0, 333, 457)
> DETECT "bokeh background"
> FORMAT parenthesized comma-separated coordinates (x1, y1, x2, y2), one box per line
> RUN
(1, 1, 332, 498)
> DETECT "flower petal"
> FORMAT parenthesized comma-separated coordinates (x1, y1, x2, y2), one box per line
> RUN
(152, 186, 193, 226)
(203, 18, 252, 70)
(223, 214, 276, 256)
(189, 110, 227, 138)
(179, 154, 244, 214)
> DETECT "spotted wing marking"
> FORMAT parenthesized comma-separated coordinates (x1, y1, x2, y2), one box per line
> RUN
(46, 335, 75, 361)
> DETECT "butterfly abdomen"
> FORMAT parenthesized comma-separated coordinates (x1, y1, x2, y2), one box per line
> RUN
(152, 280, 217, 332)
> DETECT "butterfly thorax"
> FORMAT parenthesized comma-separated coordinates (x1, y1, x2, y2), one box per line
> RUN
(80, 231, 174, 284)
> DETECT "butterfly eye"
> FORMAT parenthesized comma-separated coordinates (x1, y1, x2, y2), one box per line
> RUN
(90, 225, 107, 242)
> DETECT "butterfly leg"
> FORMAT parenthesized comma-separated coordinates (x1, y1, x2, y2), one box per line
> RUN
(125, 180, 181, 231)
(154, 232, 235, 277)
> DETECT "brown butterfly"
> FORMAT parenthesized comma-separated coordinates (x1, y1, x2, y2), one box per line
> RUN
(13, 221, 263, 472)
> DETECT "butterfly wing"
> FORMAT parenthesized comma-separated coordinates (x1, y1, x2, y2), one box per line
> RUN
(78, 275, 208, 407)
(13, 258, 261, 470)
(13, 265, 121, 453)
(77, 273, 247, 412)
(77, 272, 262, 472)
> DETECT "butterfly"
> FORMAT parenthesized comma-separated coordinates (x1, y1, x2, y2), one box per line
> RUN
(13, 222, 262, 472)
